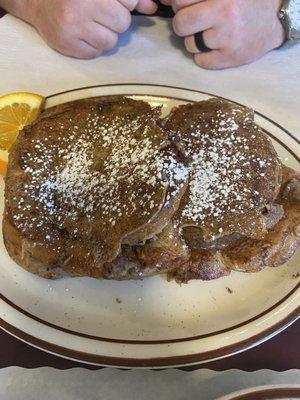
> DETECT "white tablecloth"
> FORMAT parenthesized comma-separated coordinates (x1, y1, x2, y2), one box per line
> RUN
(0, 13, 300, 400)
(0, 368, 299, 400)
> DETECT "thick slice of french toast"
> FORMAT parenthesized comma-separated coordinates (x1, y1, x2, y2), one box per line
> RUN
(222, 166, 300, 272)
(168, 165, 300, 282)
(3, 96, 187, 278)
(163, 98, 282, 245)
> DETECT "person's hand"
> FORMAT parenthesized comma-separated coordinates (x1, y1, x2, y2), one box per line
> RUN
(16, 0, 157, 58)
(160, 0, 285, 69)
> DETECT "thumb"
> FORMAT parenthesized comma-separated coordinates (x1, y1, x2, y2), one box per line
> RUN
(135, 0, 158, 14)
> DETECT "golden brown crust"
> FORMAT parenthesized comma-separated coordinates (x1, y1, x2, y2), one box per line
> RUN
(103, 224, 190, 280)
(223, 203, 300, 272)
(3, 215, 68, 279)
(168, 248, 230, 283)
(222, 166, 300, 273)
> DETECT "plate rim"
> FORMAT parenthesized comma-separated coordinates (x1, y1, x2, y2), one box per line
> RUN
(0, 281, 299, 344)
(1, 83, 299, 368)
(46, 83, 300, 145)
(1, 308, 299, 368)
(215, 385, 300, 400)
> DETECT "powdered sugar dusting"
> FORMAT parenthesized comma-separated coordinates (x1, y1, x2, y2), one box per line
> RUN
(10, 100, 187, 248)
(182, 133, 260, 222)
(54, 137, 99, 213)
(172, 104, 276, 237)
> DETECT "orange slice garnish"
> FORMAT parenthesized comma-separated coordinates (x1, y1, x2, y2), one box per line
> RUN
(0, 149, 8, 176)
(0, 92, 44, 175)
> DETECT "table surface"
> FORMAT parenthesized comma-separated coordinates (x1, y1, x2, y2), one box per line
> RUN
(0, 2, 299, 371)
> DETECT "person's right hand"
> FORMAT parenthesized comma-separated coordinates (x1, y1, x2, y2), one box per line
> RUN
(22, 0, 157, 58)
(159, 0, 284, 69)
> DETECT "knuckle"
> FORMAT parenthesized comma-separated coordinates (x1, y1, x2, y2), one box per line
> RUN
(54, 40, 100, 59)
(115, 10, 131, 33)
(172, 0, 185, 11)
(225, 33, 242, 54)
(225, 28, 236, 44)
(53, 32, 72, 52)
(194, 54, 216, 70)
(127, 0, 140, 11)
(56, 24, 72, 41)
(194, 55, 208, 68)
(227, 47, 242, 64)
(221, 0, 239, 20)
(184, 36, 195, 53)
(173, 11, 188, 36)
(202, 30, 211, 45)
(184, 37, 191, 52)
(59, 3, 76, 28)
(103, 33, 118, 51)
(219, 26, 240, 49)
(84, 51, 100, 59)
(75, 48, 100, 59)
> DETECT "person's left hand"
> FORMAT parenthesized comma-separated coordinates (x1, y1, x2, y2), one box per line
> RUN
(160, 0, 285, 69)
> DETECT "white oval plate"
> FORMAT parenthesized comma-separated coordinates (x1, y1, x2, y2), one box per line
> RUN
(215, 385, 300, 400)
(0, 84, 299, 368)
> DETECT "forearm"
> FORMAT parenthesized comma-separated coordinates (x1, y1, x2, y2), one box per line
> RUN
(0, 0, 32, 22)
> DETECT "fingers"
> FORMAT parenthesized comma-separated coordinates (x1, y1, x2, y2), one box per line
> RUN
(93, 0, 131, 33)
(173, 2, 218, 37)
(82, 23, 118, 51)
(93, 0, 157, 34)
(135, 0, 158, 14)
(171, 0, 205, 13)
(118, 0, 157, 14)
(117, 0, 140, 10)
(169, 0, 285, 69)
(53, 38, 102, 59)
(171, 0, 240, 69)
(194, 50, 238, 70)
(184, 29, 220, 52)
(59, 24, 118, 59)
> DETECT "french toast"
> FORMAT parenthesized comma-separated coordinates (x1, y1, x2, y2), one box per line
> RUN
(163, 98, 282, 244)
(168, 165, 300, 282)
(3, 96, 300, 282)
(168, 248, 230, 283)
(102, 223, 189, 280)
(222, 166, 300, 272)
(3, 97, 187, 278)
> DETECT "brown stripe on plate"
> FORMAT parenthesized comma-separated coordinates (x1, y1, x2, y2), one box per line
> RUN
(0, 279, 299, 344)
(0, 307, 299, 367)
(228, 387, 300, 400)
